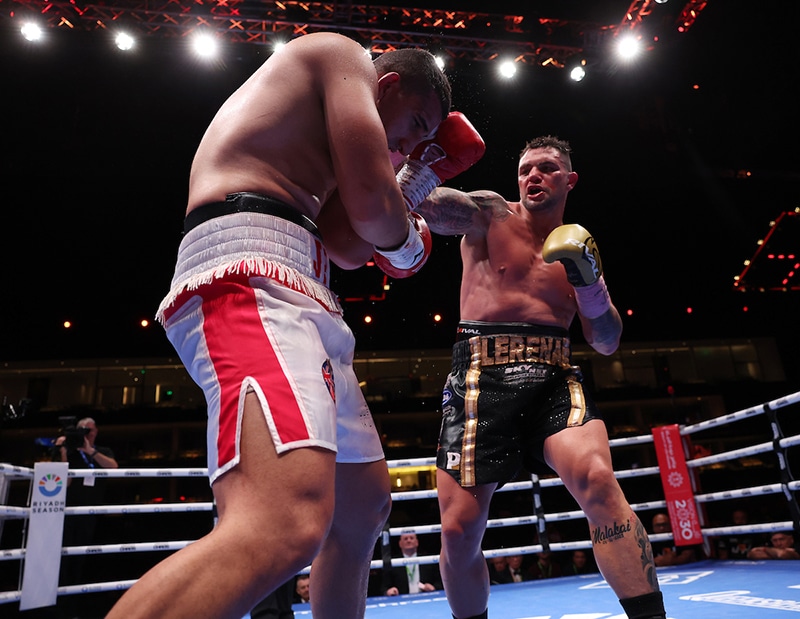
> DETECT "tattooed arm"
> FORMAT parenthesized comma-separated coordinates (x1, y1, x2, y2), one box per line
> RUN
(413, 187, 511, 237)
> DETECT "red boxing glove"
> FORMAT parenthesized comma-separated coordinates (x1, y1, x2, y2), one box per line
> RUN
(372, 212, 433, 278)
(396, 111, 486, 210)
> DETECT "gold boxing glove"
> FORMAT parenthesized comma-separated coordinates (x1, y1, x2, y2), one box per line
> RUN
(542, 223, 602, 287)
(543, 224, 610, 318)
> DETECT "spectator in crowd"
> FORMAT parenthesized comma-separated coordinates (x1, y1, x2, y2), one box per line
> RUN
(295, 574, 311, 604)
(507, 554, 531, 583)
(487, 556, 513, 585)
(528, 550, 563, 580)
(382, 533, 442, 595)
(650, 513, 703, 567)
(563, 549, 598, 575)
(713, 508, 756, 560)
(747, 531, 799, 560)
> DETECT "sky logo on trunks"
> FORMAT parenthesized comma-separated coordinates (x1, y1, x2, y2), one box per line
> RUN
(503, 364, 549, 382)
(321, 359, 335, 402)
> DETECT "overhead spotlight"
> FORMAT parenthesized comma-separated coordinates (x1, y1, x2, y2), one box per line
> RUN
(193, 33, 219, 58)
(20, 22, 43, 42)
(569, 65, 586, 82)
(115, 32, 135, 51)
(497, 59, 517, 79)
(655, 0, 669, 3)
(434, 55, 446, 71)
(274, 40, 287, 53)
(616, 35, 642, 61)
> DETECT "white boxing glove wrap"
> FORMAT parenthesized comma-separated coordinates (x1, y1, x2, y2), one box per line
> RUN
(396, 159, 443, 211)
(574, 275, 611, 319)
(374, 221, 426, 270)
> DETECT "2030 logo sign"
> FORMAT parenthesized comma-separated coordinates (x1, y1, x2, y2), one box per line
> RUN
(671, 498, 699, 541)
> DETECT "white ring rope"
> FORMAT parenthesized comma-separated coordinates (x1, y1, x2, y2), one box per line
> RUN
(1, 390, 798, 604)
(66, 502, 214, 516)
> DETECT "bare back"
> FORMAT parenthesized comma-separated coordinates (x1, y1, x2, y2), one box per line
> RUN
(459, 201, 577, 329)
(188, 33, 388, 221)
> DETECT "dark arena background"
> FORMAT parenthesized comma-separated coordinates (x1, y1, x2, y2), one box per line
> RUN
(1, 1, 799, 618)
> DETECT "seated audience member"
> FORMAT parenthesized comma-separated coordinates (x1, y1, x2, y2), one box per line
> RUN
(714, 508, 757, 560)
(487, 555, 513, 585)
(528, 550, 563, 580)
(294, 574, 310, 604)
(506, 554, 531, 582)
(563, 549, 598, 575)
(382, 533, 442, 595)
(651, 512, 704, 567)
(747, 531, 800, 560)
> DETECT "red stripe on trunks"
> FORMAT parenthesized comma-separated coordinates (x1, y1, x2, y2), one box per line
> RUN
(201, 280, 310, 467)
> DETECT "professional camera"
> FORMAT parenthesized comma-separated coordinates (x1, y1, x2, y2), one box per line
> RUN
(58, 416, 90, 450)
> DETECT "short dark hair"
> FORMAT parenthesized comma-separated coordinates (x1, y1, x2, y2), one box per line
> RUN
(520, 135, 573, 170)
(373, 48, 451, 120)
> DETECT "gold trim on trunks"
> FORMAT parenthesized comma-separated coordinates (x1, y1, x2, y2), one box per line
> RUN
(460, 336, 484, 487)
(566, 374, 587, 426)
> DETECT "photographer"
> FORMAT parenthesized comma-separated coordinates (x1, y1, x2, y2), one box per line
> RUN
(54, 416, 118, 474)
(53, 417, 118, 614)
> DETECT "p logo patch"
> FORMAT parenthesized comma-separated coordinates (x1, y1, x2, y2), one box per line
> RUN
(321, 358, 335, 403)
(446, 451, 461, 470)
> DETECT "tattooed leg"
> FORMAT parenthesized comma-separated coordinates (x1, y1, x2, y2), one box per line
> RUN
(543, 420, 662, 604)
(590, 509, 661, 597)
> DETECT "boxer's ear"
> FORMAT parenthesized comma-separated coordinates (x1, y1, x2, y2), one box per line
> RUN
(376, 72, 400, 101)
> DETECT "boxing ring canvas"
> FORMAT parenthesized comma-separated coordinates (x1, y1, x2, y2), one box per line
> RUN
(285, 559, 800, 618)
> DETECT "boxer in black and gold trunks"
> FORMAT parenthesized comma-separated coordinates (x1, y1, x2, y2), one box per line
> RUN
(437, 321, 601, 488)
(415, 136, 666, 619)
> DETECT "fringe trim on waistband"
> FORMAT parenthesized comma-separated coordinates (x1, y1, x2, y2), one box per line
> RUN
(155, 257, 341, 325)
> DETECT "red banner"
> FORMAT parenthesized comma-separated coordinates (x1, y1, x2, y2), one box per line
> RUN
(652, 424, 703, 546)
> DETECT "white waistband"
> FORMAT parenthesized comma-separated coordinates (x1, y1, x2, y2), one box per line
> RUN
(156, 212, 339, 321)
(173, 212, 329, 286)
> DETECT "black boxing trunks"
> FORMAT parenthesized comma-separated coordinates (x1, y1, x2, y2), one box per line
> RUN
(436, 320, 602, 487)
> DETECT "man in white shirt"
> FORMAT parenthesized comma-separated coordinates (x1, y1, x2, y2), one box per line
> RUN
(382, 533, 442, 595)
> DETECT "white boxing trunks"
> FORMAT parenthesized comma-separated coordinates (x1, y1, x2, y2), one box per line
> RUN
(156, 201, 385, 485)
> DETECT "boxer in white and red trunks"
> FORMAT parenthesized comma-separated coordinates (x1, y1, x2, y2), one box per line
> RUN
(157, 193, 384, 485)
(107, 33, 484, 619)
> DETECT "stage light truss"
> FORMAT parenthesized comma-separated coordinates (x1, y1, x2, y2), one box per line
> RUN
(734, 209, 800, 293)
(1, 0, 710, 66)
(676, 0, 708, 33)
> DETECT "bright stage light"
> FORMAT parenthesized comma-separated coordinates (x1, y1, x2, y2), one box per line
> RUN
(616, 35, 642, 60)
(434, 55, 445, 71)
(115, 32, 135, 51)
(20, 22, 43, 42)
(498, 60, 517, 79)
(193, 33, 218, 58)
(569, 65, 586, 82)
